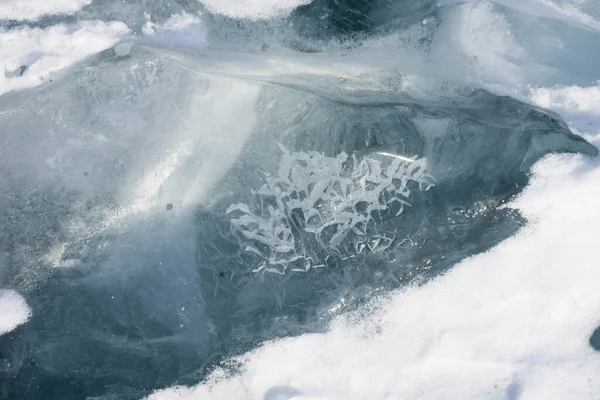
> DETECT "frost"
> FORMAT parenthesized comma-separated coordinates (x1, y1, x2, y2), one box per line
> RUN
(227, 147, 435, 274)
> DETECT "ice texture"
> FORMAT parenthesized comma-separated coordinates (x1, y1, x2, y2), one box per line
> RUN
(227, 146, 434, 274)
(1, 38, 594, 398)
(149, 140, 600, 400)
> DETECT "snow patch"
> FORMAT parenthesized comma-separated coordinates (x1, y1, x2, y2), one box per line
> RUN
(529, 85, 600, 136)
(0, 0, 91, 21)
(531, 85, 600, 116)
(142, 12, 207, 48)
(0, 21, 130, 96)
(493, 0, 600, 32)
(0, 290, 31, 335)
(197, 0, 311, 20)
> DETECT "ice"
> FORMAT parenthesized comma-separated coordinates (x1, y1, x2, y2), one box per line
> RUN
(0, 41, 260, 397)
(0, 0, 91, 20)
(0, 290, 31, 335)
(291, 0, 437, 37)
(2, 0, 600, 398)
(0, 45, 260, 277)
(148, 129, 600, 400)
(493, 0, 600, 32)
(145, 2, 600, 393)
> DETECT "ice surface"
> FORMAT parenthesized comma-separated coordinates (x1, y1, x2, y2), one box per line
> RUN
(494, 0, 600, 32)
(0, 41, 259, 275)
(1, 0, 600, 398)
(0, 43, 260, 398)
(0, 290, 31, 335)
(188, 80, 592, 388)
(139, 1, 600, 399)
(291, 0, 437, 38)
(149, 120, 600, 400)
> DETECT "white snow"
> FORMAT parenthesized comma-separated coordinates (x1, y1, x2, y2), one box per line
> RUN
(197, 0, 311, 20)
(0, 12, 210, 97)
(531, 85, 600, 116)
(0, 290, 31, 335)
(142, 12, 207, 48)
(0, 21, 130, 96)
(530, 85, 600, 139)
(0, 0, 91, 21)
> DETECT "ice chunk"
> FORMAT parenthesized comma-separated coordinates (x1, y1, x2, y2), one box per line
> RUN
(148, 136, 600, 400)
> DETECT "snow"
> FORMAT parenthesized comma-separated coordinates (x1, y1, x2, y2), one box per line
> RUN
(142, 12, 207, 48)
(0, 21, 130, 96)
(0, 290, 31, 336)
(197, 0, 311, 20)
(0, 11, 210, 97)
(0, 0, 91, 21)
(531, 85, 600, 117)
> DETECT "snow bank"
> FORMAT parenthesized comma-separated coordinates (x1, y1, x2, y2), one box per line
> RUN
(0, 21, 130, 96)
